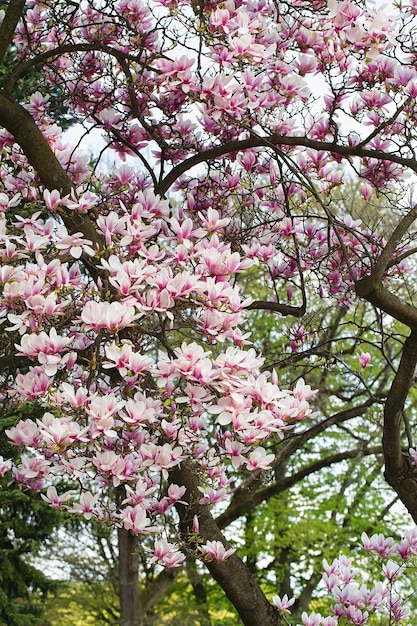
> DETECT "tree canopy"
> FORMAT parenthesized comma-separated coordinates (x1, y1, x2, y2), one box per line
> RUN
(2, 0, 417, 624)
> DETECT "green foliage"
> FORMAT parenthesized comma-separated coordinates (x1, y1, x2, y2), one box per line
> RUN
(39, 581, 119, 626)
(0, 405, 62, 626)
(0, 48, 79, 131)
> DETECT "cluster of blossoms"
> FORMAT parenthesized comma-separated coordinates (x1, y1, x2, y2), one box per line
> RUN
(0, 170, 317, 565)
(273, 529, 417, 625)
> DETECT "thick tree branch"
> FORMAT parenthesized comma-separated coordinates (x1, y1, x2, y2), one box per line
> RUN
(157, 135, 417, 196)
(0, 93, 75, 192)
(371, 206, 417, 282)
(118, 528, 140, 626)
(2, 42, 159, 93)
(383, 330, 417, 522)
(171, 462, 281, 626)
(216, 399, 378, 528)
(246, 299, 306, 318)
(0, 93, 104, 279)
(355, 277, 417, 330)
(216, 446, 382, 529)
(0, 0, 25, 64)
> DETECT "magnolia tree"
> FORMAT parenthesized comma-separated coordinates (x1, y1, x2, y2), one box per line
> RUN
(2, 0, 417, 624)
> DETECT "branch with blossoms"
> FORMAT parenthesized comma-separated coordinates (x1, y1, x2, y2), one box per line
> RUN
(272, 528, 417, 625)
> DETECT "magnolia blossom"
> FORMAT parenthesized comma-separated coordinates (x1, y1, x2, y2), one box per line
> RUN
(81, 301, 138, 331)
(271, 594, 295, 614)
(68, 491, 100, 520)
(245, 447, 275, 471)
(149, 539, 186, 568)
(199, 540, 236, 561)
(6, 419, 41, 446)
(41, 486, 72, 509)
(357, 352, 371, 368)
(0, 456, 12, 476)
(121, 506, 158, 534)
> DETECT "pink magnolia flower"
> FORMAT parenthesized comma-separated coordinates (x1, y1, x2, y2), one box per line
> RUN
(69, 491, 100, 520)
(167, 483, 187, 504)
(0, 191, 21, 212)
(198, 207, 230, 232)
(15, 456, 51, 481)
(149, 539, 186, 568)
(43, 188, 62, 211)
(357, 352, 371, 368)
(121, 396, 160, 426)
(81, 300, 138, 331)
(121, 480, 158, 507)
(97, 211, 127, 245)
(6, 418, 41, 446)
(0, 456, 12, 476)
(55, 226, 95, 258)
(272, 593, 295, 614)
(245, 447, 275, 471)
(361, 532, 396, 558)
(199, 540, 236, 561)
(59, 383, 89, 408)
(301, 611, 322, 626)
(41, 486, 72, 509)
(382, 559, 405, 581)
(15, 328, 73, 376)
(121, 506, 158, 534)
(223, 439, 247, 469)
(39, 413, 86, 449)
(140, 442, 184, 478)
(198, 486, 228, 505)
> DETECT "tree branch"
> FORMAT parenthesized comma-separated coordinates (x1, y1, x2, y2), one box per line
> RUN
(171, 462, 281, 626)
(216, 445, 382, 529)
(157, 135, 417, 197)
(0, 0, 25, 65)
(0, 93, 104, 280)
(355, 277, 417, 331)
(246, 299, 306, 318)
(383, 330, 417, 522)
(371, 205, 417, 282)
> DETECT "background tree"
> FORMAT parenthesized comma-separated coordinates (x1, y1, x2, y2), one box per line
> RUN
(0, 404, 61, 626)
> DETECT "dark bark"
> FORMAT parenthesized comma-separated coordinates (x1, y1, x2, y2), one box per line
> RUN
(172, 462, 281, 626)
(246, 299, 306, 317)
(118, 528, 142, 626)
(383, 330, 417, 522)
(0, 93, 105, 280)
(355, 277, 417, 331)
(0, 0, 25, 64)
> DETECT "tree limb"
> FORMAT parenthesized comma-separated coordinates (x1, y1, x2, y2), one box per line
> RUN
(216, 445, 382, 529)
(0, 0, 25, 65)
(355, 277, 417, 331)
(246, 299, 306, 318)
(0, 93, 104, 280)
(383, 330, 417, 522)
(171, 462, 281, 626)
(157, 135, 417, 196)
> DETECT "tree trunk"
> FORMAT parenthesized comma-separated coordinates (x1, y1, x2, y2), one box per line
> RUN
(118, 528, 142, 626)
(171, 463, 281, 626)
(186, 558, 212, 625)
